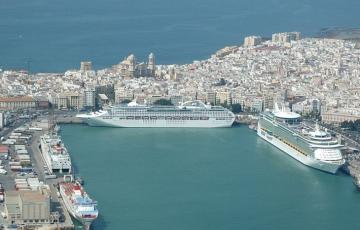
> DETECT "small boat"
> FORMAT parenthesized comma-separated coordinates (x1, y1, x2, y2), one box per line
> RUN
(76, 176, 84, 185)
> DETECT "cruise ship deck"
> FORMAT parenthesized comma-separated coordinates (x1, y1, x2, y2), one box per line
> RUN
(258, 105, 345, 174)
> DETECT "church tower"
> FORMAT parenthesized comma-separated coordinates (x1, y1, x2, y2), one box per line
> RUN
(127, 54, 136, 77)
(148, 53, 155, 77)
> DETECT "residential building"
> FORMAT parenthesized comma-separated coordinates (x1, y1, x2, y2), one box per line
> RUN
(272, 32, 301, 43)
(206, 91, 217, 105)
(250, 98, 264, 112)
(84, 87, 96, 109)
(216, 91, 232, 105)
(244, 36, 262, 47)
(321, 111, 360, 124)
(80, 61, 92, 72)
(0, 96, 36, 110)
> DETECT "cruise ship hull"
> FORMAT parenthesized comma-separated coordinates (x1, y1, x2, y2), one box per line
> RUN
(61, 198, 95, 230)
(83, 117, 234, 128)
(257, 127, 342, 174)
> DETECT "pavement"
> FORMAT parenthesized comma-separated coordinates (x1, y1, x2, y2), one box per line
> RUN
(28, 131, 46, 181)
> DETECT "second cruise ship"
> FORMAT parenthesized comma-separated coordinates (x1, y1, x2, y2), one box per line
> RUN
(257, 104, 345, 174)
(77, 100, 235, 128)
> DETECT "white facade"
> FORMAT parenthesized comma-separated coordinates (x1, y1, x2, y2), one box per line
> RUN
(84, 88, 95, 108)
(0, 112, 3, 129)
(244, 36, 262, 47)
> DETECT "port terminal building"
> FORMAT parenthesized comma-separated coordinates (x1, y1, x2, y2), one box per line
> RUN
(4, 190, 59, 225)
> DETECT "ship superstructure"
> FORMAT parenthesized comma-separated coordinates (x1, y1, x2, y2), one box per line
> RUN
(59, 176, 98, 229)
(257, 104, 345, 174)
(77, 100, 235, 128)
(40, 134, 72, 173)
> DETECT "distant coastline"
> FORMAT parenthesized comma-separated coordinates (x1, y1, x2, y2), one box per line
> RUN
(1, 27, 360, 73)
(316, 27, 360, 41)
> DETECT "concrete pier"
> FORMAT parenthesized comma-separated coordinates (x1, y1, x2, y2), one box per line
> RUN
(55, 116, 84, 124)
(1, 123, 75, 229)
(29, 130, 75, 229)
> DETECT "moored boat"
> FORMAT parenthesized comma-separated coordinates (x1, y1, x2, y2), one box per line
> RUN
(257, 103, 345, 174)
(59, 176, 98, 229)
(77, 100, 235, 128)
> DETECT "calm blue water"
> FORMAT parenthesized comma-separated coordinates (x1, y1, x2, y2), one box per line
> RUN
(61, 125, 360, 230)
(1, 0, 360, 72)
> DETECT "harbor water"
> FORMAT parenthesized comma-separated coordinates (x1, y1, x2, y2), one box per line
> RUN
(60, 125, 360, 230)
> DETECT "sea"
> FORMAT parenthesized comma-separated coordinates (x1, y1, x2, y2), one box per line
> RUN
(1, 0, 360, 72)
(60, 125, 360, 230)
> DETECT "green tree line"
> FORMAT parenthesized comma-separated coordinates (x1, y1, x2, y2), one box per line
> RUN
(341, 120, 360, 132)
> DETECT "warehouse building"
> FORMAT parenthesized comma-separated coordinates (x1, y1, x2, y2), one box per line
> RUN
(4, 190, 52, 225)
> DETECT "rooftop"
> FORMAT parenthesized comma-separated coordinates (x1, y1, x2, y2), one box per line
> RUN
(273, 111, 301, 119)
(0, 96, 34, 102)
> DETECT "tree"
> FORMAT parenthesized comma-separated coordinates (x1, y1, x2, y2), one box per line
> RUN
(354, 120, 360, 131)
(341, 120, 350, 128)
(153, 99, 173, 106)
(231, 103, 242, 113)
(219, 78, 226, 86)
(341, 120, 360, 131)
(121, 99, 132, 104)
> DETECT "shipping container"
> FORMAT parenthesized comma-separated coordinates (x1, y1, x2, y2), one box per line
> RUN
(10, 166, 22, 171)
(21, 167, 33, 173)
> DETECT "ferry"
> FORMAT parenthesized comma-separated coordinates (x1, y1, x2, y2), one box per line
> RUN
(59, 176, 98, 229)
(39, 134, 72, 173)
(257, 103, 345, 174)
(77, 100, 235, 128)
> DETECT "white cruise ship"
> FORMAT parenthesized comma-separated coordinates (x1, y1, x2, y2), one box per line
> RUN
(77, 100, 235, 128)
(40, 134, 72, 173)
(257, 104, 345, 174)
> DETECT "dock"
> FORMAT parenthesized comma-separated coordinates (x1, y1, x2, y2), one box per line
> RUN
(55, 116, 84, 124)
(28, 128, 75, 229)
(0, 123, 75, 229)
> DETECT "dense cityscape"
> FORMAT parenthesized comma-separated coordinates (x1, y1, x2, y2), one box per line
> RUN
(1, 32, 360, 125)
(1, 31, 360, 229)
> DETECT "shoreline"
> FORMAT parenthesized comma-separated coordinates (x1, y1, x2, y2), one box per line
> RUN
(1, 27, 359, 74)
